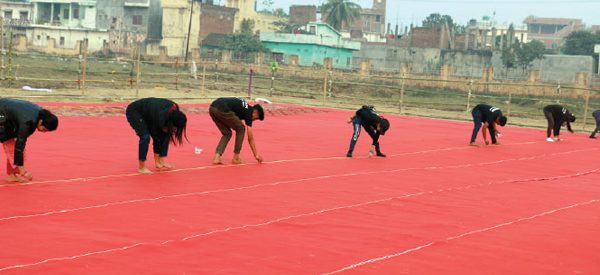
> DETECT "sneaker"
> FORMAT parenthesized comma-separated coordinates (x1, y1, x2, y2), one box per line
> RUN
(346, 152, 352, 158)
(590, 136, 597, 139)
(376, 152, 386, 157)
(546, 137, 555, 142)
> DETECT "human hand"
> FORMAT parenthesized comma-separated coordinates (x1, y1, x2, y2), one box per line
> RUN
(255, 155, 263, 164)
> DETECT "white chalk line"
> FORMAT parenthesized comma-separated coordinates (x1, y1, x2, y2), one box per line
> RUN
(0, 140, 547, 189)
(0, 168, 596, 272)
(0, 148, 592, 223)
(321, 199, 600, 275)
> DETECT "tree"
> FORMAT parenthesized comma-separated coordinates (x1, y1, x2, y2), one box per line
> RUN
(320, 0, 362, 31)
(273, 20, 303, 34)
(272, 8, 287, 17)
(500, 43, 517, 75)
(422, 13, 455, 29)
(261, 0, 274, 12)
(516, 40, 546, 73)
(221, 19, 268, 60)
(562, 31, 600, 55)
(422, 13, 464, 35)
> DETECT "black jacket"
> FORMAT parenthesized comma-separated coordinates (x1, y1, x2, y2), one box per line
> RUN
(0, 99, 43, 166)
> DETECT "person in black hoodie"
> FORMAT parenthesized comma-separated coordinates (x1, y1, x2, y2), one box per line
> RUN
(543, 104, 575, 142)
(209, 97, 264, 165)
(126, 98, 187, 173)
(346, 105, 390, 158)
(470, 104, 508, 146)
(0, 99, 58, 182)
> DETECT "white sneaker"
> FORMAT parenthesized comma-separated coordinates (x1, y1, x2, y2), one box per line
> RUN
(546, 137, 555, 142)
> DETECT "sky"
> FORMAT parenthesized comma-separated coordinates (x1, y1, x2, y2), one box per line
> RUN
(254, 0, 600, 30)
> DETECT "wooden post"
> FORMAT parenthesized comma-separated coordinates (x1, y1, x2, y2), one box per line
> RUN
(507, 91, 513, 116)
(582, 89, 591, 131)
(327, 70, 333, 97)
(399, 74, 406, 114)
(466, 79, 474, 112)
(555, 82, 561, 104)
(82, 46, 88, 94)
(322, 69, 328, 105)
(136, 43, 141, 97)
(201, 64, 206, 97)
(175, 58, 179, 90)
(247, 69, 254, 99)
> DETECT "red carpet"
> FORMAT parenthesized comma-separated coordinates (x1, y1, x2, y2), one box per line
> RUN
(0, 103, 599, 274)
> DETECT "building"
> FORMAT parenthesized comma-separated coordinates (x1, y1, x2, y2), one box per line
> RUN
(96, 0, 156, 53)
(339, 0, 386, 42)
(0, 0, 33, 38)
(524, 16, 584, 50)
(460, 16, 528, 50)
(28, 0, 107, 53)
(225, 0, 284, 33)
(289, 5, 316, 26)
(146, 0, 200, 58)
(199, 2, 236, 41)
(260, 22, 361, 69)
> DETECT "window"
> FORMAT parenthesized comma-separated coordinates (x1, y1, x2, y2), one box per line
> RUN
(63, 9, 69, 20)
(376, 15, 381, 22)
(4, 11, 12, 19)
(60, 37, 65, 46)
(347, 57, 351, 66)
(73, 8, 80, 19)
(133, 15, 142, 25)
(19, 11, 28, 20)
(37, 35, 41, 40)
(310, 26, 316, 33)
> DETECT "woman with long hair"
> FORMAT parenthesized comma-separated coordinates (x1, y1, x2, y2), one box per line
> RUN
(126, 98, 187, 173)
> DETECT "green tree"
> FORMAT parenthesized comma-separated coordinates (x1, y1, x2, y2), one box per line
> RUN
(562, 31, 600, 55)
(261, 0, 274, 12)
(272, 8, 287, 17)
(500, 43, 517, 75)
(221, 19, 268, 60)
(422, 13, 464, 34)
(516, 40, 546, 73)
(273, 20, 303, 33)
(320, 0, 362, 31)
(422, 13, 455, 29)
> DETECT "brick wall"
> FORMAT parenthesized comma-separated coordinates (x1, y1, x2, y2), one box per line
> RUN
(290, 5, 316, 25)
(199, 4, 237, 40)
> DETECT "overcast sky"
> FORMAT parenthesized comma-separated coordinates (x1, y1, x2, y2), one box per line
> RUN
(255, 0, 600, 29)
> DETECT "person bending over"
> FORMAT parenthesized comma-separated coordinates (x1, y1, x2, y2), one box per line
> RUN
(470, 104, 507, 146)
(0, 99, 58, 182)
(543, 104, 575, 142)
(346, 105, 390, 158)
(209, 97, 264, 165)
(126, 97, 187, 173)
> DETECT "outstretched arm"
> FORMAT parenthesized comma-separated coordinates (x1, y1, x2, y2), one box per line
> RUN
(246, 126, 263, 163)
(481, 123, 489, 145)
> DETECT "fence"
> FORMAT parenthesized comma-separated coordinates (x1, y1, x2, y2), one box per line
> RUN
(2, 53, 600, 132)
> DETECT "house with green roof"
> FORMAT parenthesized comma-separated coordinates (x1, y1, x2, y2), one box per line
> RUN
(260, 22, 361, 69)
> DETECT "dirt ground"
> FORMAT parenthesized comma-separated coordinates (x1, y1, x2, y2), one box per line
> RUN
(0, 86, 587, 131)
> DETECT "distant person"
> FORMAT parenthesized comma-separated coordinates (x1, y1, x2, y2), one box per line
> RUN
(346, 105, 390, 158)
(126, 98, 187, 174)
(470, 104, 507, 146)
(543, 104, 575, 142)
(0, 99, 58, 182)
(589, 109, 600, 139)
(209, 97, 264, 165)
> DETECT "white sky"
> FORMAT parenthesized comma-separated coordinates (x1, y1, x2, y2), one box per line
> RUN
(253, 0, 600, 29)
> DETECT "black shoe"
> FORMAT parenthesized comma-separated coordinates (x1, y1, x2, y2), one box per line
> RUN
(346, 152, 352, 158)
(376, 152, 386, 157)
(590, 136, 597, 139)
